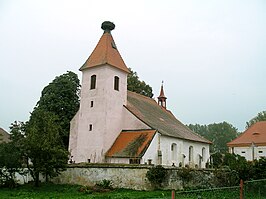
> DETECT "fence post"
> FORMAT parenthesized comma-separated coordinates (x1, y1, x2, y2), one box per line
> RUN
(172, 189, 175, 199)
(240, 179, 244, 199)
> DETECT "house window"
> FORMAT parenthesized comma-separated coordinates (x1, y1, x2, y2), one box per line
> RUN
(114, 76, 119, 91)
(189, 146, 193, 162)
(258, 151, 263, 154)
(90, 75, 96, 89)
(129, 158, 140, 164)
(89, 124, 93, 131)
(90, 101, 94, 107)
(241, 151, 245, 154)
(202, 147, 206, 162)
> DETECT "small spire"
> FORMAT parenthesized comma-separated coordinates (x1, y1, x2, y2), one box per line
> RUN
(159, 81, 166, 98)
(101, 21, 115, 33)
(158, 81, 167, 109)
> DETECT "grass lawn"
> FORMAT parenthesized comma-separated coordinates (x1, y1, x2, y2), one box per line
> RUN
(0, 183, 264, 199)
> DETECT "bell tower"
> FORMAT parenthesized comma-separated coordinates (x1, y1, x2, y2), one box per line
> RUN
(69, 21, 129, 163)
(158, 81, 167, 109)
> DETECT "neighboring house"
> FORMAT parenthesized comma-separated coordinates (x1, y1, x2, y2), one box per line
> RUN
(0, 127, 10, 143)
(69, 21, 211, 168)
(227, 121, 266, 161)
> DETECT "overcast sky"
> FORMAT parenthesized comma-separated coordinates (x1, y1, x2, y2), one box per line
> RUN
(0, 0, 265, 132)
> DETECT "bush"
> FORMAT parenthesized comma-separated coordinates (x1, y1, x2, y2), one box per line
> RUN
(146, 165, 167, 188)
(96, 179, 113, 189)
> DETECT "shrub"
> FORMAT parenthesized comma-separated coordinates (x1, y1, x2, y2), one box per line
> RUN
(146, 165, 167, 188)
(96, 179, 113, 189)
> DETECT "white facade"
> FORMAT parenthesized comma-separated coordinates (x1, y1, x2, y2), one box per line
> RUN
(69, 64, 128, 163)
(229, 146, 266, 161)
(106, 132, 210, 168)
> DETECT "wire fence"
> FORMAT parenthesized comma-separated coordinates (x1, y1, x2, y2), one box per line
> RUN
(244, 179, 266, 199)
(171, 179, 266, 199)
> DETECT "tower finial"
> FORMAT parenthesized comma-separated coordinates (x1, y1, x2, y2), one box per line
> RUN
(101, 21, 115, 33)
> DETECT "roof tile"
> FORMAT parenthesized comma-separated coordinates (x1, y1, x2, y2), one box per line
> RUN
(227, 121, 266, 147)
(126, 91, 211, 144)
(80, 32, 129, 73)
(106, 130, 156, 158)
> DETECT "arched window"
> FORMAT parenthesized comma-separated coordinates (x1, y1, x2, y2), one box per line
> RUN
(90, 75, 96, 89)
(202, 147, 206, 162)
(189, 146, 193, 162)
(171, 143, 177, 161)
(114, 76, 119, 91)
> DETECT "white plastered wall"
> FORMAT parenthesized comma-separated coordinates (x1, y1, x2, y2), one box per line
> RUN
(70, 65, 128, 163)
(230, 146, 266, 161)
(159, 135, 210, 168)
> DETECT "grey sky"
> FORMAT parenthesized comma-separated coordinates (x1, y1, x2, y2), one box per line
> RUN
(0, 0, 265, 132)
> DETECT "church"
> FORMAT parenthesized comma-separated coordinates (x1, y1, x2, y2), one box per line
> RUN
(69, 21, 211, 168)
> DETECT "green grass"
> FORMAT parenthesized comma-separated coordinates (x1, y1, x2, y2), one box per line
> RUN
(0, 183, 265, 199)
(0, 183, 171, 199)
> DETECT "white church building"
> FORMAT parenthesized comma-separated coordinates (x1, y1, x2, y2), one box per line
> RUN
(69, 21, 211, 168)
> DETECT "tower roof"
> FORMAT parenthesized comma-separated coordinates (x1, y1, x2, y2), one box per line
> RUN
(158, 83, 167, 99)
(80, 21, 130, 73)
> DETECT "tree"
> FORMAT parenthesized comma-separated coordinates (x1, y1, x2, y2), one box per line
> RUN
(187, 122, 238, 153)
(127, 68, 153, 98)
(0, 142, 24, 188)
(24, 109, 69, 187)
(36, 71, 80, 149)
(0, 121, 28, 188)
(246, 111, 266, 128)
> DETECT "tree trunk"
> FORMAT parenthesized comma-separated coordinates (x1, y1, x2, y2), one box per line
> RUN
(35, 171, 40, 187)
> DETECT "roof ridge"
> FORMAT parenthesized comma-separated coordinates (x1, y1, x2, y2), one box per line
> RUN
(122, 129, 156, 132)
(127, 90, 156, 101)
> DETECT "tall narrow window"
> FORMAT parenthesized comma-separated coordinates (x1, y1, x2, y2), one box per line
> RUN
(89, 124, 92, 131)
(90, 75, 96, 89)
(202, 147, 206, 162)
(189, 146, 193, 162)
(171, 143, 177, 162)
(114, 76, 119, 91)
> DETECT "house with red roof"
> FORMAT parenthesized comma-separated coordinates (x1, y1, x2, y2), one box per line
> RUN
(69, 21, 211, 168)
(227, 121, 266, 161)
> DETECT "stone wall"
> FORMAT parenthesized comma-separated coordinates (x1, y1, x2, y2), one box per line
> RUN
(51, 164, 234, 190)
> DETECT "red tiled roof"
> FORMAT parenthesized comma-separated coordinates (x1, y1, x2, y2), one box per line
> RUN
(80, 31, 129, 73)
(126, 91, 211, 144)
(227, 121, 266, 147)
(106, 130, 156, 158)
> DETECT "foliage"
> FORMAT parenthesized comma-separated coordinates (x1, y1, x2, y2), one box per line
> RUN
(178, 167, 192, 182)
(252, 157, 266, 179)
(146, 165, 167, 188)
(212, 153, 266, 183)
(213, 169, 239, 187)
(187, 122, 238, 153)
(0, 121, 28, 188)
(127, 68, 153, 98)
(0, 142, 24, 188)
(96, 179, 113, 189)
(36, 71, 80, 149)
(246, 111, 266, 128)
(211, 152, 223, 168)
(24, 109, 69, 186)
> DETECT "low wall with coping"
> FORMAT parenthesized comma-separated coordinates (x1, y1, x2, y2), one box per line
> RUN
(51, 164, 226, 190)
(14, 164, 233, 190)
